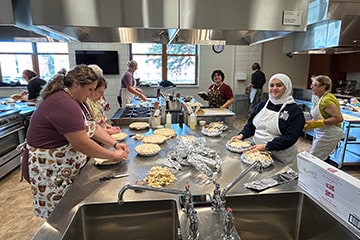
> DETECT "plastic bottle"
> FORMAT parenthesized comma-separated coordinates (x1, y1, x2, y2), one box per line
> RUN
(189, 113, 197, 130)
(166, 112, 172, 128)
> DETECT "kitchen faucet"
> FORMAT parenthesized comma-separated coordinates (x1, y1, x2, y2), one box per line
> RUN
(212, 161, 261, 212)
(118, 184, 199, 240)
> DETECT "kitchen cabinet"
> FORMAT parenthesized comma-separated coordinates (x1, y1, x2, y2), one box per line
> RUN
(336, 52, 360, 73)
(308, 55, 347, 91)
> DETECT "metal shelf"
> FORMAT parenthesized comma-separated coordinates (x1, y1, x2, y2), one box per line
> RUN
(331, 120, 360, 168)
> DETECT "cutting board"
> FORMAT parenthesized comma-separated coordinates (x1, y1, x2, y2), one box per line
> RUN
(197, 108, 235, 116)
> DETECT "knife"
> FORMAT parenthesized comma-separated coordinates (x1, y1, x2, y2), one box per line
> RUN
(99, 173, 129, 181)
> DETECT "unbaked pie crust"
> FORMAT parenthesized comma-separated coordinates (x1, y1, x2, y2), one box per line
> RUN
(143, 134, 168, 144)
(129, 122, 150, 130)
(153, 128, 177, 138)
(111, 132, 128, 141)
(135, 143, 161, 156)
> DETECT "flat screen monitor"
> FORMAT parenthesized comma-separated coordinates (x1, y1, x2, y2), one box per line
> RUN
(75, 50, 119, 74)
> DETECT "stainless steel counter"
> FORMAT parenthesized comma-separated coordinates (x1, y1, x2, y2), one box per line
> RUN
(32, 123, 299, 239)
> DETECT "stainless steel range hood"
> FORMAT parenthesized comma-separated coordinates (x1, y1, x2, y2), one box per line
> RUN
(0, 0, 73, 42)
(0, 0, 47, 41)
(24, 0, 309, 45)
(283, 0, 360, 54)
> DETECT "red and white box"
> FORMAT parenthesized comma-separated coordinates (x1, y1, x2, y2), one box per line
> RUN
(297, 151, 360, 236)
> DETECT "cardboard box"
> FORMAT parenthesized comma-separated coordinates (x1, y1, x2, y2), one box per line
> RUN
(297, 151, 360, 236)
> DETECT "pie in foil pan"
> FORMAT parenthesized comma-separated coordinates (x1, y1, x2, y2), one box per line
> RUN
(207, 121, 228, 131)
(241, 149, 274, 168)
(225, 140, 252, 153)
(201, 126, 223, 137)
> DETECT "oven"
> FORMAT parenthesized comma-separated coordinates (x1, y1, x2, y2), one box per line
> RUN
(0, 111, 25, 179)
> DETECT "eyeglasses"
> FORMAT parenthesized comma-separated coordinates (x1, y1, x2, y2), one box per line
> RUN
(311, 83, 323, 87)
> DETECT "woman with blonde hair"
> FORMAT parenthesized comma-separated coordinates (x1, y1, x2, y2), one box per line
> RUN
(304, 75, 343, 161)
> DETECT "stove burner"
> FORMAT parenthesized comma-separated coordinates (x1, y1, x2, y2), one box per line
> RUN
(122, 107, 153, 118)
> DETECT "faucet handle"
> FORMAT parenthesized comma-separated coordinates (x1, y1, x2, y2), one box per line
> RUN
(211, 182, 225, 212)
(222, 207, 235, 240)
(182, 183, 194, 214)
(188, 209, 199, 240)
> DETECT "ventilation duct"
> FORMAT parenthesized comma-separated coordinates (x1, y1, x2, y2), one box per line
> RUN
(283, 0, 360, 54)
(23, 0, 309, 45)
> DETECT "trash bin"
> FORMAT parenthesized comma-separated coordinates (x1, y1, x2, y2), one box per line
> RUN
(233, 94, 249, 118)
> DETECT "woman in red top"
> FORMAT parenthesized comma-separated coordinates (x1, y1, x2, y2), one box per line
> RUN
(200, 70, 234, 108)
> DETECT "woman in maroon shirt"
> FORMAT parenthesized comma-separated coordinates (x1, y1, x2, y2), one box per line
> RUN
(23, 65, 129, 219)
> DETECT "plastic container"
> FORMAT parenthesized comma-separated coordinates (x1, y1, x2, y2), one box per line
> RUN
(166, 112, 172, 128)
(189, 113, 197, 130)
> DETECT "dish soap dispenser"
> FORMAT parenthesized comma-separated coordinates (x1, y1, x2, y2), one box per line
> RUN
(189, 112, 197, 130)
(166, 111, 172, 128)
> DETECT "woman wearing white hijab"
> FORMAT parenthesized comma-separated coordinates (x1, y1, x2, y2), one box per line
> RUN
(231, 73, 305, 169)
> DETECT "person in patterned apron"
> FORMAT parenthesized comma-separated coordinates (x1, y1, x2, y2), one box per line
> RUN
(231, 73, 305, 170)
(203, 70, 234, 109)
(86, 69, 121, 135)
(304, 75, 343, 161)
(22, 65, 129, 219)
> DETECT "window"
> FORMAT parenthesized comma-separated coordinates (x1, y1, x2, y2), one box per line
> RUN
(131, 43, 198, 85)
(0, 42, 69, 86)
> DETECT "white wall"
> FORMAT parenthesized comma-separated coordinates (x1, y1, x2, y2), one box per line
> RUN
(262, 38, 310, 91)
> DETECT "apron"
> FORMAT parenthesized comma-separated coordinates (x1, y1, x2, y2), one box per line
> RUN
(253, 100, 298, 169)
(121, 77, 136, 106)
(309, 94, 343, 160)
(27, 109, 96, 219)
(249, 88, 257, 104)
(208, 84, 226, 108)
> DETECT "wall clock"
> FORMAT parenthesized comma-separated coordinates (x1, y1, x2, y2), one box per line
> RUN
(212, 45, 224, 53)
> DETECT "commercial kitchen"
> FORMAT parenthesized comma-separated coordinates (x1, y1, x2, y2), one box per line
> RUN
(1, 0, 360, 239)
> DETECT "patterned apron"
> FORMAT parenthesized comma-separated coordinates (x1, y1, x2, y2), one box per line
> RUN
(252, 100, 298, 170)
(208, 84, 226, 108)
(310, 94, 343, 160)
(27, 110, 96, 218)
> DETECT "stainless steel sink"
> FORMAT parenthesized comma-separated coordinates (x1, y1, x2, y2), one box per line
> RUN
(62, 200, 181, 240)
(225, 192, 358, 240)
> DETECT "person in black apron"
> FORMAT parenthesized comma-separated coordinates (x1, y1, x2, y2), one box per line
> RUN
(231, 73, 305, 170)
(203, 70, 234, 108)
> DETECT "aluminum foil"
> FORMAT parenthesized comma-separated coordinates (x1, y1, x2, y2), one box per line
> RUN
(164, 136, 222, 177)
(244, 168, 298, 191)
